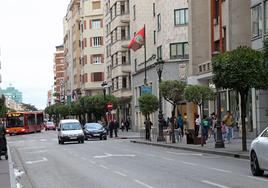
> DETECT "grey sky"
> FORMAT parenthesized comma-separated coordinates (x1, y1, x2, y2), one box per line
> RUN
(0, 0, 69, 109)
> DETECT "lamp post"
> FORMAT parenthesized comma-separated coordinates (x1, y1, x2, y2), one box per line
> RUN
(155, 58, 164, 141)
(212, 51, 225, 148)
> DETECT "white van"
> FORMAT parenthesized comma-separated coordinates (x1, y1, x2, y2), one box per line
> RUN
(58, 119, 85, 144)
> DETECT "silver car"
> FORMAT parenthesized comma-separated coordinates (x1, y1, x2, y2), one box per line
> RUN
(250, 127, 268, 176)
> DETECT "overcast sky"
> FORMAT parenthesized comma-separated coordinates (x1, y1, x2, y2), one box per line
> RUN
(0, 0, 70, 110)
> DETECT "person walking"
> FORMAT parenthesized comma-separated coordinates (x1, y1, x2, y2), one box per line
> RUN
(223, 111, 235, 143)
(201, 115, 210, 146)
(125, 119, 130, 132)
(176, 114, 184, 137)
(114, 119, 119, 137)
(194, 114, 200, 137)
(0, 121, 7, 160)
(109, 120, 114, 138)
(144, 118, 152, 140)
(120, 119, 125, 132)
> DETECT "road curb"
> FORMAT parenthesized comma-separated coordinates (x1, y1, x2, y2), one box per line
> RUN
(7, 145, 16, 188)
(130, 140, 249, 160)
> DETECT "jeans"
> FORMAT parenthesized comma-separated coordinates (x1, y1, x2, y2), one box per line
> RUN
(226, 126, 233, 142)
(202, 126, 209, 141)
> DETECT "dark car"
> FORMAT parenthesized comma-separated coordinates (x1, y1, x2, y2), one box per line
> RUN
(83, 123, 107, 140)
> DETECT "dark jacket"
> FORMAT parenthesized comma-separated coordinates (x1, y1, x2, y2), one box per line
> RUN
(0, 124, 6, 138)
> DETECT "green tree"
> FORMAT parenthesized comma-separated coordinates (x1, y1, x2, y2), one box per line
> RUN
(184, 85, 215, 119)
(160, 80, 186, 143)
(138, 93, 159, 120)
(57, 104, 70, 119)
(0, 95, 7, 117)
(21, 103, 38, 111)
(212, 46, 268, 151)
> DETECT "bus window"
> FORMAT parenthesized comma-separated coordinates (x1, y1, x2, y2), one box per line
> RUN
(27, 114, 35, 126)
(6, 116, 24, 128)
(36, 113, 44, 125)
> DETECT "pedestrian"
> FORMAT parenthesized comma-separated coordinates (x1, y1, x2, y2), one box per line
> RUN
(114, 119, 119, 137)
(125, 119, 130, 132)
(194, 114, 200, 137)
(144, 118, 153, 140)
(0, 121, 7, 160)
(222, 111, 235, 143)
(120, 119, 125, 132)
(209, 112, 217, 141)
(109, 120, 114, 138)
(201, 115, 210, 145)
(176, 114, 184, 137)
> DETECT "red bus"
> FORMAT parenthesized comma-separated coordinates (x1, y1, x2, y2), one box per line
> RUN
(5, 111, 44, 135)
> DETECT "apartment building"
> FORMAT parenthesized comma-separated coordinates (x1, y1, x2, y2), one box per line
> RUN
(130, 0, 189, 131)
(104, 0, 131, 122)
(251, 0, 268, 134)
(80, 0, 105, 96)
(187, 0, 252, 131)
(53, 45, 65, 103)
(63, 0, 82, 101)
(0, 48, 2, 85)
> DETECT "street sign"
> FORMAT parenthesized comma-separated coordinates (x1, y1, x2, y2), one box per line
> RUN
(106, 102, 113, 110)
(141, 86, 152, 94)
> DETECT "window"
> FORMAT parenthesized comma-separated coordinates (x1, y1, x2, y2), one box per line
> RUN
(261, 129, 268, 137)
(92, 20, 101, 29)
(91, 55, 103, 64)
(157, 45, 162, 59)
(174, 8, 188, 25)
(122, 51, 127, 64)
(120, 1, 125, 14)
(92, 1, 101, 10)
(252, 4, 262, 37)
(153, 30, 156, 44)
(153, 3, 155, 17)
(92, 37, 102, 47)
(265, 1, 268, 33)
(121, 27, 126, 40)
(134, 59, 137, 71)
(91, 72, 104, 82)
(133, 5, 136, 20)
(122, 76, 127, 89)
(170, 42, 189, 59)
(157, 14, 161, 31)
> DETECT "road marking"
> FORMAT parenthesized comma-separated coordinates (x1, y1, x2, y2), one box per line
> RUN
(181, 161, 198, 166)
(160, 157, 174, 161)
(244, 175, 268, 182)
(201, 180, 230, 188)
(99, 165, 109, 170)
(40, 139, 47, 142)
(20, 146, 47, 150)
(166, 151, 203, 156)
(113, 171, 127, 177)
(94, 153, 136, 159)
(25, 157, 48, 165)
(133, 179, 154, 188)
(209, 168, 232, 174)
(26, 150, 47, 154)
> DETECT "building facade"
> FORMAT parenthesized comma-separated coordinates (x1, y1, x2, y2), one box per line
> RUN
(130, 0, 189, 132)
(53, 45, 65, 103)
(1, 86, 23, 104)
(251, 0, 268, 135)
(104, 0, 132, 122)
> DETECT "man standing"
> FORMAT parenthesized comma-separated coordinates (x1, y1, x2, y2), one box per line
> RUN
(114, 119, 119, 137)
(223, 111, 234, 143)
(144, 118, 153, 140)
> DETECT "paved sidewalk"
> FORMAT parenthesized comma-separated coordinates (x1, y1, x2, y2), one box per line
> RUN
(110, 130, 141, 139)
(130, 134, 252, 160)
(0, 156, 11, 188)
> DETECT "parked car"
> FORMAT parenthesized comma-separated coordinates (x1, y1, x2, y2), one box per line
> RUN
(250, 127, 268, 176)
(57, 119, 85, 144)
(45, 121, 56, 131)
(83, 123, 107, 140)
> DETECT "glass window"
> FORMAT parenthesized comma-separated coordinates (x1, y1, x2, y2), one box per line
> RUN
(251, 5, 262, 37)
(92, 55, 102, 64)
(157, 14, 161, 31)
(93, 37, 102, 47)
(92, 72, 103, 82)
(122, 76, 127, 88)
(133, 5, 136, 20)
(175, 9, 188, 25)
(92, 20, 101, 29)
(265, 1, 268, 33)
(157, 45, 162, 59)
(170, 43, 189, 59)
(92, 1, 101, 10)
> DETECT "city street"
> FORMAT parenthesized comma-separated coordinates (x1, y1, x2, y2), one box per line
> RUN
(7, 131, 268, 188)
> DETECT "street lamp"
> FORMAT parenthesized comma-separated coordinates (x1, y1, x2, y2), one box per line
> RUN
(212, 51, 225, 148)
(155, 58, 164, 141)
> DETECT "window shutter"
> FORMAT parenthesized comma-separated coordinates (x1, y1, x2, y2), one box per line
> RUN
(100, 37, 103, 45)
(85, 38, 87, 47)
(91, 73, 94, 82)
(89, 20, 92, 29)
(101, 54, 104, 63)
(102, 72, 104, 81)
(100, 19, 103, 28)
(90, 55, 93, 64)
(84, 55, 87, 64)
(90, 37, 92, 47)
(84, 20, 87, 30)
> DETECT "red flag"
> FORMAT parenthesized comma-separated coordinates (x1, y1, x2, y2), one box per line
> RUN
(128, 27, 145, 51)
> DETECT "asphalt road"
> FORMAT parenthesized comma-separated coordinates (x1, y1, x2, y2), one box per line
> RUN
(7, 131, 268, 188)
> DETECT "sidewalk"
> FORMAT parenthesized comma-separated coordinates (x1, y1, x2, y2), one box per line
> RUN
(0, 159, 10, 188)
(130, 134, 252, 160)
(110, 130, 142, 139)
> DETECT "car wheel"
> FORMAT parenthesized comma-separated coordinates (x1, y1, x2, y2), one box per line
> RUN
(100, 136, 103, 140)
(85, 137, 88, 141)
(104, 136, 107, 140)
(58, 139, 61, 144)
(81, 140, 84, 144)
(251, 151, 264, 176)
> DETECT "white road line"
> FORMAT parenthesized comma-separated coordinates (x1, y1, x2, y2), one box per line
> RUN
(113, 171, 127, 177)
(181, 161, 198, 166)
(160, 157, 174, 161)
(133, 179, 154, 188)
(166, 151, 203, 156)
(201, 180, 230, 188)
(99, 165, 109, 170)
(209, 168, 232, 174)
(40, 139, 47, 142)
(244, 175, 268, 182)
(25, 157, 48, 165)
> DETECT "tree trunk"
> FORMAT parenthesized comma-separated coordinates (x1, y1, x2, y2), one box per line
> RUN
(240, 92, 248, 151)
(171, 104, 176, 143)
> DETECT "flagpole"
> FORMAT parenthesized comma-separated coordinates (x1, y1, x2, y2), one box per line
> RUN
(144, 24, 147, 85)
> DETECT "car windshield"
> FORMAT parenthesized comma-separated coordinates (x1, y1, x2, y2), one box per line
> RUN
(47, 122, 54, 125)
(62, 123, 81, 130)
(86, 124, 102, 130)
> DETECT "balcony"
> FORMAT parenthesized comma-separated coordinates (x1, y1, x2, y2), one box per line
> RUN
(111, 64, 131, 77)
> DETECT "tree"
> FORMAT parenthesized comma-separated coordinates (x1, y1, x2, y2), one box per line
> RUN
(184, 85, 215, 119)
(138, 93, 159, 120)
(0, 95, 7, 117)
(57, 104, 69, 119)
(21, 103, 38, 111)
(160, 80, 186, 143)
(212, 46, 268, 151)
